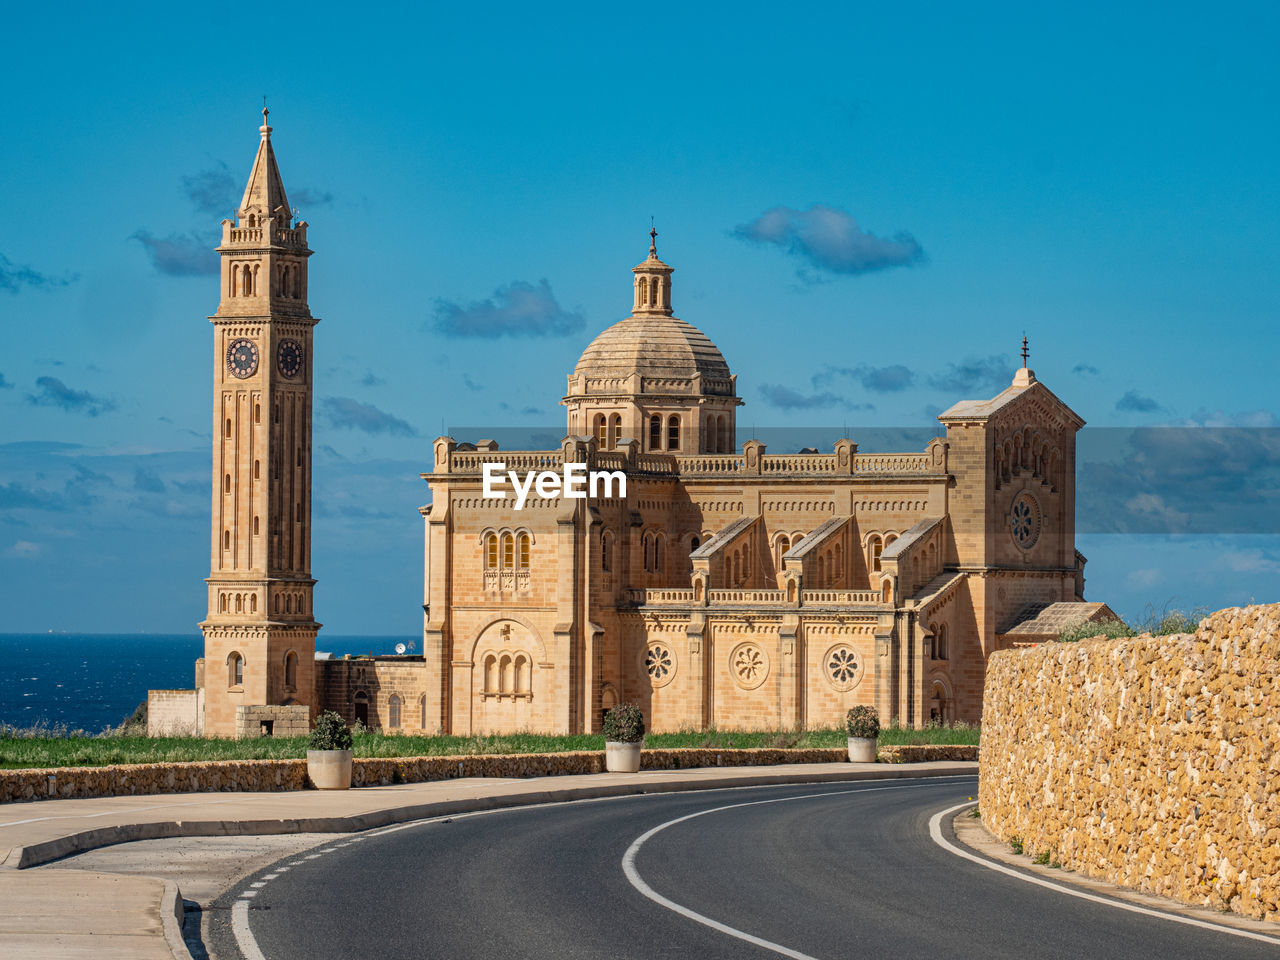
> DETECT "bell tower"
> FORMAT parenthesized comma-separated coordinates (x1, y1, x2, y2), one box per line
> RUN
(199, 109, 320, 737)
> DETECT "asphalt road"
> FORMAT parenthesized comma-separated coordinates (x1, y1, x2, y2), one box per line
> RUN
(210, 776, 1280, 960)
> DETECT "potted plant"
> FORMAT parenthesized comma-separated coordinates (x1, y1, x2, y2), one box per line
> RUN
(307, 710, 354, 789)
(845, 705, 879, 763)
(602, 702, 645, 773)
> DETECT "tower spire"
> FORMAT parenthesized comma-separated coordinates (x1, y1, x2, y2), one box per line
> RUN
(239, 106, 289, 221)
(649, 219, 657, 258)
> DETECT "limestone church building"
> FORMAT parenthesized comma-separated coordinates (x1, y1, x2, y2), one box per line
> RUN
(149, 115, 1115, 739)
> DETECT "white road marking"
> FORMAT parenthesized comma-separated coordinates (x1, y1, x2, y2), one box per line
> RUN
(229, 777, 973, 960)
(240, 889, 257, 898)
(621, 782, 942, 959)
(928, 801, 1280, 948)
(250, 881, 266, 888)
(232, 900, 268, 960)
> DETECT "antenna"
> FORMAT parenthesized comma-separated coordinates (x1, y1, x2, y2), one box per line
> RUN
(395, 642, 407, 655)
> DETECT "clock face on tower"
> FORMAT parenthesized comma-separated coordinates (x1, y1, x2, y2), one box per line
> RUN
(226, 338, 259, 379)
(277, 339, 304, 379)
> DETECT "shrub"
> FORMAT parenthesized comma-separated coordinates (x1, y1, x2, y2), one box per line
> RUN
(602, 703, 645, 743)
(845, 705, 879, 739)
(1058, 618, 1134, 643)
(308, 710, 353, 751)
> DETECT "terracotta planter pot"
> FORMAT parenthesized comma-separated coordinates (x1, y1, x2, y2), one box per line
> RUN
(847, 736, 877, 763)
(605, 741, 643, 773)
(307, 749, 353, 789)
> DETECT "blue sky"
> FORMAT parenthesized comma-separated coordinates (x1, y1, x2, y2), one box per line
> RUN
(2, 2, 1277, 634)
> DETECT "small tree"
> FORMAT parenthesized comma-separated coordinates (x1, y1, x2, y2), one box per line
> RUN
(603, 703, 645, 743)
(845, 705, 879, 740)
(309, 710, 353, 751)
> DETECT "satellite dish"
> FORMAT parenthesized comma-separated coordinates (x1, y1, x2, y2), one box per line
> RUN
(394, 643, 407, 655)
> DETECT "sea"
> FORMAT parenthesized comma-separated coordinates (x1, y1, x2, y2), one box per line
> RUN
(0, 634, 416, 734)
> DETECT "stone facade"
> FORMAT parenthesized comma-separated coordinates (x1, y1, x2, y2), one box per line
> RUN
(979, 604, 1280, 923)
(406, 266, 1099, 735)
(153, 116, 1105, 740)
(146, 689, 204, 737)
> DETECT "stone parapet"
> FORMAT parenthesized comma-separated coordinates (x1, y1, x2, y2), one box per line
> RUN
(979, 604, 1280, 923)
(0, 744, 975, 803)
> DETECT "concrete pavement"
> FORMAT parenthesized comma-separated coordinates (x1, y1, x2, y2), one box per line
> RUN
(0, 759, 975, 959)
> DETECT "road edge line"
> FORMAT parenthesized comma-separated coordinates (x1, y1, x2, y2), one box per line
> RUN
(928, 802, 1280, 948)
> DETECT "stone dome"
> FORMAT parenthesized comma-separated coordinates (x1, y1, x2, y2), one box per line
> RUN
(572, 315, 732, 382)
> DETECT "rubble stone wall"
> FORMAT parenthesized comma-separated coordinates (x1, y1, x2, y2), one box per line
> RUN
(979, 604, 1279, 923)
(0, 744, 975, 803)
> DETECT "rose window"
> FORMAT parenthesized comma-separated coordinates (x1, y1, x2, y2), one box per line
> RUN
(645, 643, 675, 687)
(825, 644, 863, 691)
(730, 642, 769, 689)
(1009, 493, 1041, 550)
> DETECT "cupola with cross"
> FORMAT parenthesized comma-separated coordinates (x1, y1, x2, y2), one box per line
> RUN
(564, 229, 742, 455)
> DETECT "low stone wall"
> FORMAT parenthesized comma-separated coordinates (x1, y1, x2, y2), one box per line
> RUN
(979, 604, 1279, 923)
(0, 743, 976, 803)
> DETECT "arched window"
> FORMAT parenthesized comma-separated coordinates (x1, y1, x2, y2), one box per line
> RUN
(882, 579, 892, 603)
(253, 516, 260, 536)
(775, 535, 790, 572)
(224, 530, 231, 551)
(870, 535, 884, 573)
(935, 624, 949, 661)
(225, 418, 232, 439)
(486, 534, 498, 569)
(719, 417, 730, 453)
(609, 414, 621, 449)
(594, 414, 607, 447)
(667, 415, 680, 451)
(228, 652, 243, 687)
(219, 594, 228, 613)
(690, 535, 700, 552)
(484, 655, 497, 693)
(353, 691, 369, 726)
(502, 534, 514, 568)
(249, 594, 257, 613)
(254, 459, 260, 480)
(284, 650, 298, 689)
(514, 654, 528, 694)
(649, 415, 662, 450)
(388, 694, 402, 729)
(235, 594, 243, 613)
(499, 655, 513, 694)
(518, 533, 530, 570)
(655, 535, 665, 574)
(643, 532, 653, 572)
(241, 265, 252, 297)
(601, 531, 613, 573)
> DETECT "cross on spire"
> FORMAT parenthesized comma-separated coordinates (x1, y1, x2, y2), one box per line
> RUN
(1020, 334, 1029, 368)
(649, 218, 658, 258)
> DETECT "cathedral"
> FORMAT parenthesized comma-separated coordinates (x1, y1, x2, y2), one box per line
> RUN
(149, 115, 1115, 739)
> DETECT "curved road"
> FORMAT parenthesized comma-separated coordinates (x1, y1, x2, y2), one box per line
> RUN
(210, 777, 1279, 960)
